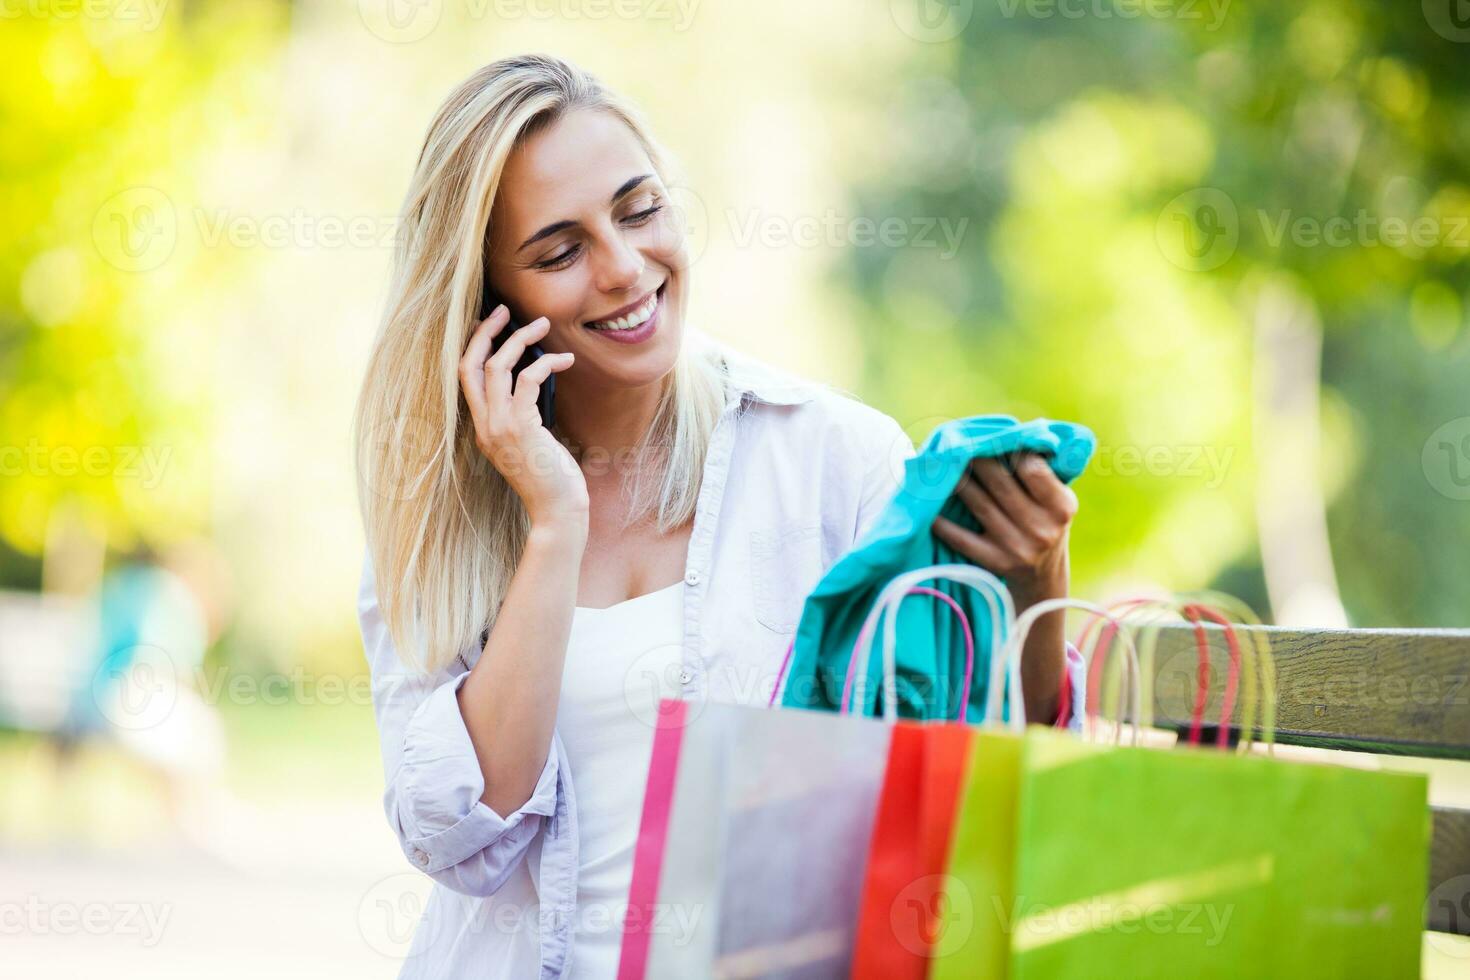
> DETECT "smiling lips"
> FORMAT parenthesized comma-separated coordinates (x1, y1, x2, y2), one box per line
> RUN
(585, 284, 663, 331)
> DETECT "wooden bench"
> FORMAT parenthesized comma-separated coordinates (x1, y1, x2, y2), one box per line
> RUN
(1137, 623, 1470, 938)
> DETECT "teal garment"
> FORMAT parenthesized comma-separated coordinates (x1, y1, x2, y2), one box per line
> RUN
(779, 415, 1096, 721)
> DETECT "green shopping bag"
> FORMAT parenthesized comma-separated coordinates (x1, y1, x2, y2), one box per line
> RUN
(930, 599, 1432, 980)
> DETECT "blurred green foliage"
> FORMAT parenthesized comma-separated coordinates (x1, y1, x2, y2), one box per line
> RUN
(840, 0, 1470, 627)
(0, 4, 284, 569)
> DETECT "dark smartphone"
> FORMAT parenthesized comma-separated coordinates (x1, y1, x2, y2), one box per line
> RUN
(481, 285, 555, 429)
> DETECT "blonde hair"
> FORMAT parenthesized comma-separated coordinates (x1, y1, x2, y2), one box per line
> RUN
(353, 55, 730, 674)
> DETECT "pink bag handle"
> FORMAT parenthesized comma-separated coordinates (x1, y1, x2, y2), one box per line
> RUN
(839, 586, 975, 720)
(767, 585, 977, 723)
(1077, 596, 1242, 750)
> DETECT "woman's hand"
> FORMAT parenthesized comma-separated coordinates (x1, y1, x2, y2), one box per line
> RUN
(459, 305, 587, 529)
(931, 451, 1079, 722)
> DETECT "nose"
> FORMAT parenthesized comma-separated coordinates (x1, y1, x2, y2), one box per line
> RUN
(592, 228, 645, 295)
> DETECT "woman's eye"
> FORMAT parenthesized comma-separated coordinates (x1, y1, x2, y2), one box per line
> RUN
(532, 204, 663, 271)
(623, 203, 664, 225)
(535, 244, 581, 271)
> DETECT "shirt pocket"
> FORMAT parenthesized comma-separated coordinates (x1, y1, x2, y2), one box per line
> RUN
(748, 520, 835, 634)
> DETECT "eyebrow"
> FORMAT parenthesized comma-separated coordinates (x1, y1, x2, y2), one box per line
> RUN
(515, 173, 655, 254)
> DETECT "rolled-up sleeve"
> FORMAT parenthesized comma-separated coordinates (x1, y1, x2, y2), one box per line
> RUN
(1062, 641, 1087, 732)
(358, 553, 566, 897)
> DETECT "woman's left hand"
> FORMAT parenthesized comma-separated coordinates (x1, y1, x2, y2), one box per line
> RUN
(931, 451, 1078, 721)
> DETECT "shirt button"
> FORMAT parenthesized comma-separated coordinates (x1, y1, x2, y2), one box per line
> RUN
(411, 847, 429, 868)
(679, 669, 694, 685)
(684, 570, 700, 586)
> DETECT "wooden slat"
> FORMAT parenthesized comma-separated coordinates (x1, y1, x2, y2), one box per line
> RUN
(1131, 624, 1470, 759)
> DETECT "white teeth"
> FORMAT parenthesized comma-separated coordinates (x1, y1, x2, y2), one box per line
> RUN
(589, 290, 659, 330)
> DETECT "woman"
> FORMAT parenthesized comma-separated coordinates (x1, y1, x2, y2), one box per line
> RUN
(354, 54, 1082, 978)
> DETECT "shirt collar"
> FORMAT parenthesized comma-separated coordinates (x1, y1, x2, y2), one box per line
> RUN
(717, 347, 819, 407)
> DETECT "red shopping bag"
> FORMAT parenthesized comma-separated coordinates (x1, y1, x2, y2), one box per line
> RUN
(851, 721, 974, 979)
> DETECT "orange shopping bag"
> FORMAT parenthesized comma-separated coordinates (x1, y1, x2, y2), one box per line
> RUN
(851, 721, 974, 980)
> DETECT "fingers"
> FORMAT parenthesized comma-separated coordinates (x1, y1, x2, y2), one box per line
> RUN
(484, 317, 551, 405)
(953, 471, 1025, 552)
(932, 514, 1009, 570)
(1011, 452, 1079, 521)
(511, 349, 574, 407)
(971, 456, 1045, 530)
(944, 452, 1076, 574)
(459, 305, 513, 423)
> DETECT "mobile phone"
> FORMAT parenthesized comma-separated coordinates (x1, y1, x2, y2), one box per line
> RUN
(482, 286, 556, 429)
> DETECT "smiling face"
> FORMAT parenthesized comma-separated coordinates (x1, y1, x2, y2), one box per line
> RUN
(484, 107, 687, 388)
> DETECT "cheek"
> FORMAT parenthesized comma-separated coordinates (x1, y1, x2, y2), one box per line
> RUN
(515, 273, 590, 335)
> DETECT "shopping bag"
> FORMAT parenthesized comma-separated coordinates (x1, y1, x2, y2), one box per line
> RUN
(930, 599, 1432, 980)
(850, 722, 975, 980)
(618, 698, 892, 979)
(844, 565, 1012, 978)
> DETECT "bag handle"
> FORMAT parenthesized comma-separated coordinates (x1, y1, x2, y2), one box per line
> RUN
(1075, 593, 1274, 752)
(767, 585, 977, 722)
(836, 585, 975, 721)
(996, 597, 1142, 744)
(848, 565, 1013, 722)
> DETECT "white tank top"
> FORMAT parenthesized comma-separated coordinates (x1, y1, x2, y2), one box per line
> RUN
(558, 580, 685, 979)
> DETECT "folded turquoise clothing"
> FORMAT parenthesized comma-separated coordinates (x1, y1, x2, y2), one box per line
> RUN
(779, 415, 1096, 722)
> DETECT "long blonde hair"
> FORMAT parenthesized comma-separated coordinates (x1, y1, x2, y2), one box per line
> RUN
(354, 55, 729, 674)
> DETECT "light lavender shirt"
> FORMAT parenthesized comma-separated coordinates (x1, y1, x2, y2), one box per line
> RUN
(357, 341, 1089, 978)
